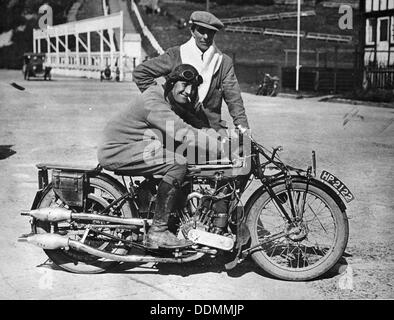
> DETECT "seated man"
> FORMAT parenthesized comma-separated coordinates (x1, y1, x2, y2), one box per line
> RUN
(97, 64, 223, 249)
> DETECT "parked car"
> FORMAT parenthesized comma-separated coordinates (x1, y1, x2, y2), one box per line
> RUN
(23, 53, 52, 81)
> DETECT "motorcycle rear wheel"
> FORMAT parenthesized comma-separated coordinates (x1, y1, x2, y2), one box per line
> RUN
(246, 181, 349, 281)
(35, 175, 135, 274)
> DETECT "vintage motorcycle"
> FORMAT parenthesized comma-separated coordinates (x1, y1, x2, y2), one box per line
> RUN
(256, 73, 280, 97)
(19, 131, 353, 281)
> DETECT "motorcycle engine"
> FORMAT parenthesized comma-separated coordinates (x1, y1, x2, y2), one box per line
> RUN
(177, 180, 236, 250)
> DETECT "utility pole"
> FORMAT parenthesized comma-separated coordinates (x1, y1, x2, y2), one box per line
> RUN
(206, 0, 210, 12)
(296, 0, 301, 92)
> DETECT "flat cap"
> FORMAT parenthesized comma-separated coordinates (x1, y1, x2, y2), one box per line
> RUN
(189, 11, 224, 31)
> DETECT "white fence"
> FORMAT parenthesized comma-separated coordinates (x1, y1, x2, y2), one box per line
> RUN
(33, 12, 128, 80)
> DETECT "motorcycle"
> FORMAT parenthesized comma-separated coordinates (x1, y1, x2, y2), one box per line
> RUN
(19, 130, 353, 281)
(256, 73, 280, 97)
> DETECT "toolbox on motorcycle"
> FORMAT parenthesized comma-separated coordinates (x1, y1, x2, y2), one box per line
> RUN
(52, 170, 86, 207)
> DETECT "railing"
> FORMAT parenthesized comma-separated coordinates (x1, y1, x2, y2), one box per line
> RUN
(225, 26, 264, 34)
(221, 10, 315, 24)
(264, 28, 305, 37)
(306, 32, 353, 43)
(225, 25, 306, 38)
(365, 67, 394, 89)
(321, 1, 359, 9)
(130, 0, 164, 55)
(225, 26, 351, 42)
(46, 52, 120, 71)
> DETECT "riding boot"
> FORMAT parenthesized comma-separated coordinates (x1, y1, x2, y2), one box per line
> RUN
(146, 180, 192, 249)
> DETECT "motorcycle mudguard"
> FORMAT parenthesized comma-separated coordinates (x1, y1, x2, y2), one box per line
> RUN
(244, 175, 347, 215)
(95, 172, 129, 195)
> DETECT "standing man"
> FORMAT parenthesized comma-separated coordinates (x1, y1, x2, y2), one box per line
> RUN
(132, 11, 250, 136)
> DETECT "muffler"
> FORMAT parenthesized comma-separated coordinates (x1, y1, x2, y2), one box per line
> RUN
(18, 233, 203, 263)
(21, 207, 152, 226)
(21, 207, 71, 222)
(18, 233, 70, 250)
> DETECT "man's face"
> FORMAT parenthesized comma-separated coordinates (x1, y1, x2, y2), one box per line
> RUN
(171, 81, 195, 104)
(191, 25, 216, 52)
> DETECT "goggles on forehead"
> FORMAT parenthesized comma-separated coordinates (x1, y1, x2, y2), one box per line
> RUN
(170, 69, 203, 86)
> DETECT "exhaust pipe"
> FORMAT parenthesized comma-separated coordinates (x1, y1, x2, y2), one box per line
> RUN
(19, 233, 203, 263)
(21, 207, 71, 222)
(18, 233, 70, 250)
(21, 207, 152, 226)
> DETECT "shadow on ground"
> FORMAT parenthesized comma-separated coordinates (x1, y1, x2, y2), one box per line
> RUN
(36, 251, 350, 282)
(0, 145, 16, 160)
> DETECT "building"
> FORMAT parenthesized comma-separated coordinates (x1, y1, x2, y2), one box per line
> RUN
(363, 0, 394, 67)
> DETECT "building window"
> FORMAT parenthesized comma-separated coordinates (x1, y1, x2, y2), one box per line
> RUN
(379, 18, 389, 42)
(366, 18, 377, 44)
(389, 0, 394, 10)
(366, 0, 372, 11)
(380, 0, 387, 10)
(392, 16, 394, 43)
(373, 0, 379, 10)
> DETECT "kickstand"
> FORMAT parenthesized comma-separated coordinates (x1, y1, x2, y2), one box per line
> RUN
(36, 258, 53, 268)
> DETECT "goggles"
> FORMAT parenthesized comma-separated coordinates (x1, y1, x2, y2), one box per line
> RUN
(169, 69, 203, 86)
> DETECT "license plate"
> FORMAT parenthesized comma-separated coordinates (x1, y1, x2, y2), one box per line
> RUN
(320, 170, 354, 203)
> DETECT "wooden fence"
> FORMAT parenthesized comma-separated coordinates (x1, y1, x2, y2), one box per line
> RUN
(282, 66, 356, 92)
(365, 67, 394, 90)
(233, 60, 281, 85)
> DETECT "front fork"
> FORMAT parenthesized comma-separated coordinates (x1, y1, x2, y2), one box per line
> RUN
(259, 171, 314, 225)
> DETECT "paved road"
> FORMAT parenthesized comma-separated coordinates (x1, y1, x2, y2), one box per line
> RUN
(0, 70, 393, 300)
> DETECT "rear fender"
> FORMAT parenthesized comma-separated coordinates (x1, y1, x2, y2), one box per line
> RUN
(244, 175, 347, 215)
(92, 172, 130, 195)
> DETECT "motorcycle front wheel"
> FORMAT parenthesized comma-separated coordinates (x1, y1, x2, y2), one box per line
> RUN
(246, 181, 349, 281)
(35, 175, 135, 274)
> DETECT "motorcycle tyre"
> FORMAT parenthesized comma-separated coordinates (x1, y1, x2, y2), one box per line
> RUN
(35, 175, 135, 274)
(246, 181, 349, 281)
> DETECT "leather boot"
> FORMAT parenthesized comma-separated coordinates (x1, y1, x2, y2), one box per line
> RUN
(146, 181, 192, 249)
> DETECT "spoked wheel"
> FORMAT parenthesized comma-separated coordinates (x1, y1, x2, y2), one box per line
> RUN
(35, 175, 136, 274)
(246, 181, 349, 281)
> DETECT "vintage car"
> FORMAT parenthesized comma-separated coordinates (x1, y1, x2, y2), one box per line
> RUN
(23, 53, 52, 81)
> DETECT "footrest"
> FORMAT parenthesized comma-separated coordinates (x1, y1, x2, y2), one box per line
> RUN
(143, 240, 193, 250)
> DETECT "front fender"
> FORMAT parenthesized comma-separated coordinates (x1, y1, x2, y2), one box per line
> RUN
(244, 175, 347, 215)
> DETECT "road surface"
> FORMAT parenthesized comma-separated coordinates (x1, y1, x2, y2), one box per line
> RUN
(0, 70, 393, 300)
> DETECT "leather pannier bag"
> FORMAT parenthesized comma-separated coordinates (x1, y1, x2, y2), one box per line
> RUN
(52, 170, 86, 207)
